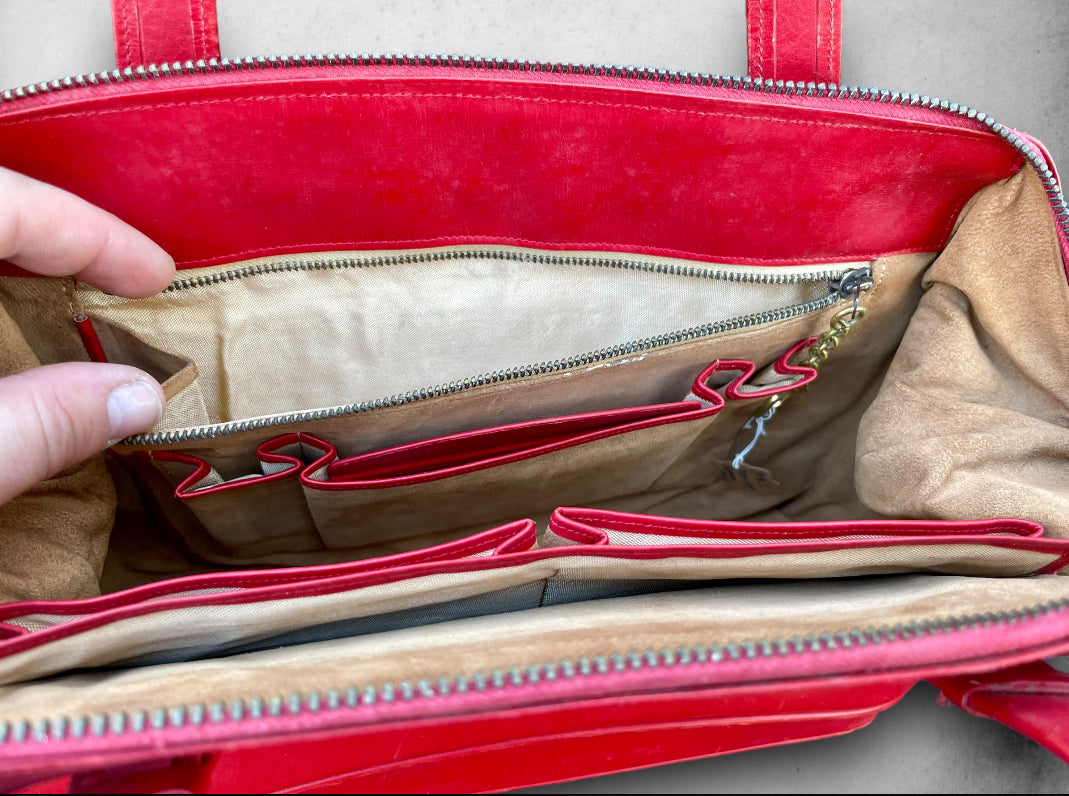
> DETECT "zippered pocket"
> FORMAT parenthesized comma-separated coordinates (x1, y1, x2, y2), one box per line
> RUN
(78, 246, 864, 443)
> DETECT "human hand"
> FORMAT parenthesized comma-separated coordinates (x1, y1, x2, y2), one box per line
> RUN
(0, 166, 175, 506)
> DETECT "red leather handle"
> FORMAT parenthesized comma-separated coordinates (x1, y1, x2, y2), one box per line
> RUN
(110, 0, 220, 70)
(109, 0, 841, 85)
(931, 661, 1069, 763)
(746, 0, 842, 85)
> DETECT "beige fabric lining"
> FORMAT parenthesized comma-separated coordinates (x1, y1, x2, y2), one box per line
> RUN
(3, 574, 1069, 724)
(79, 248, 849, 428)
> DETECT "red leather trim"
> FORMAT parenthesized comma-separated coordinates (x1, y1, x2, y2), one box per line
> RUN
(74, 316, 108, 363)
(0, 624, 29, 640)
(151, 433, 322, 497)
(0, 68, 1021, 270)
(175, 352, 818, 495)
(5, 607, 1069, 790)
(931, 662, 1069, 765)
(110, 0, 221, 70)
(747, 0, 842, 85)
(321, 402, 712, 489)
(690, 340, 818, 403)
(0, 519, 537, 625)
(549, 506, 1047, 541)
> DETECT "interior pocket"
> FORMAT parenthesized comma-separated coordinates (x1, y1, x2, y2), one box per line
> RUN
(78, 247, 860, 435)
(150, 436, 326, 556)
(87, 317, 212, 433)
(150, 352, 821, 553)
(546, 507, 1069, 578)
(299, 401, 719, 548)
(86, 246, 880, 563)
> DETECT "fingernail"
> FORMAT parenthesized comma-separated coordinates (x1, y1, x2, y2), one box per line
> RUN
(107, 380, 163, 443)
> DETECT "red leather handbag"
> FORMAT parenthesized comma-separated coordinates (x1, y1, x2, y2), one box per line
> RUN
(1, 0, 1068, 792)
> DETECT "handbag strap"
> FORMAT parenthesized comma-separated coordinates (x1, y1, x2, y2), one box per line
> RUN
(107, 0, 841, 85)
(746, 0, 842, 84)
(110, 0, 220, 69)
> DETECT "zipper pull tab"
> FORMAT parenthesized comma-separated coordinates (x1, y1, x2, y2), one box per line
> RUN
(833, 266, 874, 320)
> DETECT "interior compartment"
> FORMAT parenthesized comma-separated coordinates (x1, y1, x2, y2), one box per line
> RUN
(5, 574, 1069, 733)
(68, 248, 897, 566)
(0, 163, 1067, 687)
(76, 249, 848, 431)
(2, 516, 1067, 687)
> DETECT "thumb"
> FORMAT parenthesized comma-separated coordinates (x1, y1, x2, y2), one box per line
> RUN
(0, 363, 164, 505)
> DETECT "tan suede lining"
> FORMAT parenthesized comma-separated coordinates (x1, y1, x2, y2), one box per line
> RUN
(857, 169, 1069, 536)
(0, 305, 114, 603)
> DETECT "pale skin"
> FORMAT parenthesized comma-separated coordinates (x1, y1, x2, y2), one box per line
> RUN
(0, 166, 174, 505)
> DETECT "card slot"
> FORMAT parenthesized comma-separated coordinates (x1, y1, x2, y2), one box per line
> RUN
(297, 357, 786, 548)
(546, 507, 1048, 546)
(324, 402, 711, 487)
(150, 436, 325, 556)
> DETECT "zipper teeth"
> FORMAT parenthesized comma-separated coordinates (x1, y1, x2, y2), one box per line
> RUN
(2, 597, 1065, 745)
(126, 255, 848, 446)
(163, 249, 847, 292)
(1, 54, 1065, 237)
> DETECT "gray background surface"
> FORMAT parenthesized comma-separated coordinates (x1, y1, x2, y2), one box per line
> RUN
(2, 1, 1069, 792)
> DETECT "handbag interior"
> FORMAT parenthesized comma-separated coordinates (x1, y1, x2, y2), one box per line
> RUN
(0, 68, 1067, 705)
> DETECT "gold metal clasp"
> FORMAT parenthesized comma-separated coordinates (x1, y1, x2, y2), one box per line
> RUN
(730, 275, 870, 471)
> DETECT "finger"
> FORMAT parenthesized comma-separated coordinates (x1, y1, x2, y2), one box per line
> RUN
(0, 363, 163, 505)
(0, 167, 175, 298)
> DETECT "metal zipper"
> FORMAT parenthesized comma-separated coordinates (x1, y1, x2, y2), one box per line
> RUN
(125, 254, 862, 446)
(1, 54, 1065, 236)
(1, 596, 1065, 745)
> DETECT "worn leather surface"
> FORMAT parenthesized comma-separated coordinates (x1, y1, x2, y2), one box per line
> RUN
(0, 69, 1020, 271)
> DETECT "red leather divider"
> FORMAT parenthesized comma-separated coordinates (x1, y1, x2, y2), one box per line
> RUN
(747, 0, 842, 84)
(0, 69, 1020, 271)
(110, 0, 220, 69)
